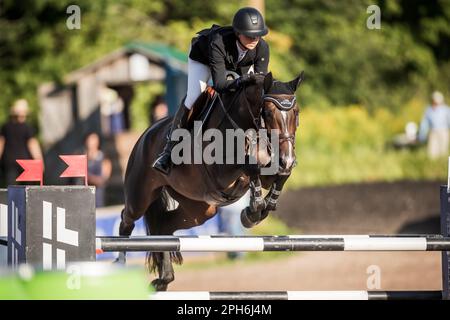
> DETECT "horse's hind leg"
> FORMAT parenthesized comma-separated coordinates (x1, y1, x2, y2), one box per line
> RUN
(144, 191, 217, 291)
(119, 208, 136, 236)
(115, 208, 137, 264)
(143, 193, 178, 291)
(149, 252, 175, 291)
(115, 185, 159, 264)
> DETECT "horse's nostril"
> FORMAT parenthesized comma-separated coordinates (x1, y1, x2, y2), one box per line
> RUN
(280, 156, 295, 170)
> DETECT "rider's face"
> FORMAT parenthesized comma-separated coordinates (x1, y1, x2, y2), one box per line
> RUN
(237, 34, 260, 50)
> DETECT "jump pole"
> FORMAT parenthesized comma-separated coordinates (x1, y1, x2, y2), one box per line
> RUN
(149, 290, 442, 300)
(96, 235, 450, 252)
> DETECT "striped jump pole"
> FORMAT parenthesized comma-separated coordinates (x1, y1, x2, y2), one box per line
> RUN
(150, 290, 443, 300)
(96, 234, 450, 253)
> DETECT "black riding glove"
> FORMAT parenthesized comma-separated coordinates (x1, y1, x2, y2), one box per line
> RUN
(238, 73, 258, 85)
(226, 73, 257, 92)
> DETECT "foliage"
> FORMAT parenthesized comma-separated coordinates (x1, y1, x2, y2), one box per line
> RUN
(1, 1, 449, 116)
(266, 0, 449, 110)
(129, 82, 165, 132)
(287, 103, 448, 188)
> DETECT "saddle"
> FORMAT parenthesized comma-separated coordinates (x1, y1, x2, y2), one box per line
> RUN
(187, 68, 240, 127)
(186, 86, 218, 128)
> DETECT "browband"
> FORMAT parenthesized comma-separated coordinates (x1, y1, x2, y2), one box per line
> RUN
(263, 95, 297, 111)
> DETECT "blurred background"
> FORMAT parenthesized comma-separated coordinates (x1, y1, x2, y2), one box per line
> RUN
(1, 0, 450, 292)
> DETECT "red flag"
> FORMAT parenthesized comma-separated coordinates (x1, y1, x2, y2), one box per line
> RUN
(16, 159, 43, 186)
(59, 155, 88, 186)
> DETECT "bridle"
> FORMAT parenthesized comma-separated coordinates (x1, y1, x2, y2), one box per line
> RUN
(216, 83, 298, 149)
(212, 82, 299, 177)
(217, 83, 297, 125)
(262, 94, 297, 145)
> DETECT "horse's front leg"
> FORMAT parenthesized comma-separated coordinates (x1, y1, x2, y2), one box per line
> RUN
(249, 177, 265, 212)
(240, 176, 265, 228)
(260, 174, 290, 221)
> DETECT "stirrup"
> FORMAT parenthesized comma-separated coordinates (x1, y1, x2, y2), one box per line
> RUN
(152, 152, 172, 175)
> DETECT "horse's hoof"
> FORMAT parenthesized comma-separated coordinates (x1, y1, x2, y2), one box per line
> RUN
(113, 252, 126, 265)
(151, 279, 168, 291)
(240, 207, 260, 229)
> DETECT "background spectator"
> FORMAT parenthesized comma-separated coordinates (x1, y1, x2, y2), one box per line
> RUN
(85, 132, 112, 207)
(0, 99, 43, 186)
(418, 91, 450, 159)
(150, 94, 169, 125)
(99, 85, 125, 136)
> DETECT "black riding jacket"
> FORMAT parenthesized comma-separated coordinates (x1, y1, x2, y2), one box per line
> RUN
(189, 25, 270, 93)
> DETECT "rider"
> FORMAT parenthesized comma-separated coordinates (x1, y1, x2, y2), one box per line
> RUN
(152, 7, 270, 175)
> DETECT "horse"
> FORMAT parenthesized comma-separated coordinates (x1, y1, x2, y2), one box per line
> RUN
(117, 71, 304, 291)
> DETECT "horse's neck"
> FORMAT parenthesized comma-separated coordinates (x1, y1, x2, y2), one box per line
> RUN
(199, 90, 261, 191)
(205, 91, 256, 132)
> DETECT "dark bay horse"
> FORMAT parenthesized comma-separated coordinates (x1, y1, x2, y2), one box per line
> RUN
(118, 72, 304, 290)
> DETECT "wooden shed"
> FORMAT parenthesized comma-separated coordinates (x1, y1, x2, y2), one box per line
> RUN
(38, 42, 188, 201)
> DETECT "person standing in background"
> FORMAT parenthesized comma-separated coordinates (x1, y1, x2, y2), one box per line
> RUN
(99, 85, 125, 137)
(418, 91, 450, 159)
(0, 99, 43, 186)
(85, 132, 112, 207)
(150, 94, 169, 125)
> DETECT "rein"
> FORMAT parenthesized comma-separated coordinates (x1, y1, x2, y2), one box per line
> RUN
(203, 82, 298, 181)
(216, 85, 263, 131)
(216, 89, 298, 148)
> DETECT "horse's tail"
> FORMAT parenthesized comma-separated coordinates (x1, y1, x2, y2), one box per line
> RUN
(143, 187, 183, 275)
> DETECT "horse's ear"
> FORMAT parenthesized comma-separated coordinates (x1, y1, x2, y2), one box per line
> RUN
(264, 72, 273, 93)
(287, 71, 305, 92)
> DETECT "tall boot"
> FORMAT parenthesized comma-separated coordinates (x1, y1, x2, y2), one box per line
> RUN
(152, 102, 190, 175)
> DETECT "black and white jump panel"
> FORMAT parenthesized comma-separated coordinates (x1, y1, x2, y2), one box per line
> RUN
(0, 189, 7, 267)
(7, 186, 96, 270)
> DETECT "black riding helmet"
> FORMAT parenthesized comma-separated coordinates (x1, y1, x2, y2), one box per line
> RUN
(232, 7, 268, 38)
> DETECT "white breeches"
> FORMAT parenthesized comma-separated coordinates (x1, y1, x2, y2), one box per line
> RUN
(184, 57, 255, 110)
(185, 58, 211, 109)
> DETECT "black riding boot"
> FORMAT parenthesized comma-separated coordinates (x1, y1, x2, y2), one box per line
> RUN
(152, 103, 190, 175)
